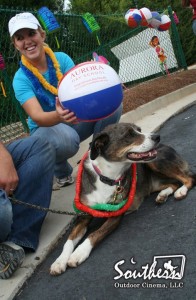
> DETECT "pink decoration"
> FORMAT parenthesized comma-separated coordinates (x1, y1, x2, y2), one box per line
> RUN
(0, 54, 5, 70)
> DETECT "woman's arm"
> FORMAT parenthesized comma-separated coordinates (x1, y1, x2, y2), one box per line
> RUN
(22, 96, 77, 126)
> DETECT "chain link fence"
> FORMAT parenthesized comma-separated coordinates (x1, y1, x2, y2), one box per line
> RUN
(0, 6, 186, 143)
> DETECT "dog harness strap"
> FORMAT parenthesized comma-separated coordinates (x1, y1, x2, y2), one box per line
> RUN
(92, 163, 124, 186)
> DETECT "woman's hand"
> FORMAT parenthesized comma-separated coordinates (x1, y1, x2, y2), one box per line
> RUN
(22, 96, 79, 127)
(56, 97, 78, 123)
(0, 143, 19, 195)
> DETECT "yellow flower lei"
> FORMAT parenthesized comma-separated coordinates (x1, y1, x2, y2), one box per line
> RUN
(21, 46, 63, 95)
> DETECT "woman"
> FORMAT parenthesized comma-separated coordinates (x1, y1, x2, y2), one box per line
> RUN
(8, 12, 122, 188)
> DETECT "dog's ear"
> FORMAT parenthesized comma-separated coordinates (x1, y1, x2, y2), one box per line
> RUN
(90, 133, 109, 160)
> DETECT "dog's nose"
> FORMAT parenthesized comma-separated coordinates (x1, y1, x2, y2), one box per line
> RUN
(151, 134, 160, 143)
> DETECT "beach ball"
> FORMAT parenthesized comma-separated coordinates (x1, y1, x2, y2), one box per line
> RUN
(148, 11, 162, 29)
(139, 7, 152, 26)
(158, 15, 171, 31)
(125, 9, 142, 28)
(58, 62, 123, 121)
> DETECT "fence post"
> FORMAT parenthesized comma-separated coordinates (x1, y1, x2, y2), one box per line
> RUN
(168, 5, 187, 70)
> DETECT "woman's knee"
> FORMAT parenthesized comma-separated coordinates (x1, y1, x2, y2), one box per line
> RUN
(56, 129, 80, 158)
(102, 104, 122, 126)
(32, 125, 80, 158)
(93, 104, 123, 135)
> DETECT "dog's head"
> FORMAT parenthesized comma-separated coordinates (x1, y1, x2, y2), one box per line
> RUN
(90, 123, 160, 162)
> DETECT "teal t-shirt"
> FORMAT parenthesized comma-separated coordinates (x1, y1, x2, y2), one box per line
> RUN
(13, 52, 75, 132)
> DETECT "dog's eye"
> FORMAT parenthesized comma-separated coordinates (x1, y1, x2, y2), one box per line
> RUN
(136, 126, 141, 132)
(124, 128, 137, 138)
(132, 125, 141, 133)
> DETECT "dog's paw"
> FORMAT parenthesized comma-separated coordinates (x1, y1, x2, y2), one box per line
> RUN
(174, 185, 188, 200)
(50, 240, 75, 275)
(155, 194, 168, 204)
(68, 238, 92, 268)
(155, 187, 174, 204)
(50, 259, 67, 276)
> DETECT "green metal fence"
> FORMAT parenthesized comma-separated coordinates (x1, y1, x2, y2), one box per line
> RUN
(0, 6, 187, 143)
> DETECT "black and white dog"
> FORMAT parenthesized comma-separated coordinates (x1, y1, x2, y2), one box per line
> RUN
(50, 122, 195, 275)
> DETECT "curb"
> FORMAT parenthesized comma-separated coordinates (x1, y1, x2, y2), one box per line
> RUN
(121, 83, 196, 131)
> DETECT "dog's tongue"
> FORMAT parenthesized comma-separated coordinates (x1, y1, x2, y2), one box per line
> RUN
(128, 149, 157, 160)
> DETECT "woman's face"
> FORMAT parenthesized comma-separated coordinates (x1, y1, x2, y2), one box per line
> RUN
(13, 28, 46, 62)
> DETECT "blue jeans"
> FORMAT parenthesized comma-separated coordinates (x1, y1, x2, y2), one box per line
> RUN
(71, 105, 123, 142)
(0, 190, 12, 241)
(31, 105, 122, 179)
(0, 136, 55, 251)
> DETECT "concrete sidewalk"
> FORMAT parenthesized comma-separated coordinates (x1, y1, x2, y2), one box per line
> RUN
(1, 83, 196, 300)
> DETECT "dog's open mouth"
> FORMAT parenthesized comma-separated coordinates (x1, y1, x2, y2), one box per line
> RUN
(127, 149, 157, 161)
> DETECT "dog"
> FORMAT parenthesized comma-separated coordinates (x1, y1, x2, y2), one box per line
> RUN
(50, 122, 195, 276)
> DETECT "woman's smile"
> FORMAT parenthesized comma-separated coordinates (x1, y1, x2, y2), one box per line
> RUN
(14, 28, 45, 61)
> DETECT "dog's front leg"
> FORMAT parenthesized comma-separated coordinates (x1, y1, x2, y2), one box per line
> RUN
(68, 216, 122, 268)
(50, 216, 92, 275)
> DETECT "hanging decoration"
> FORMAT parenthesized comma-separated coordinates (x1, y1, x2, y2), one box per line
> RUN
(37, 7, 60, 48)
(0, 54, 6, 97)
(92, 52, 109, 65)
(149, 36, 170, 76)
(82, 13, 101, 45)
(125, 7, 171, 31)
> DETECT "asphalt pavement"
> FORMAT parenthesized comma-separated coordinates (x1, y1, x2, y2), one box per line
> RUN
(13, 103, 196, 300)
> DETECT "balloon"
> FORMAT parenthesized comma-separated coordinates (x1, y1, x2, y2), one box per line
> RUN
(125, 9, 142, 28)
(125, 7, 171, 31)
(148, 11, 162, 29)
(158, 15, 171, 31)
(125, 9, 133, 25)
(58, 62, 123, 121)
(139, 7, 152, 26)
